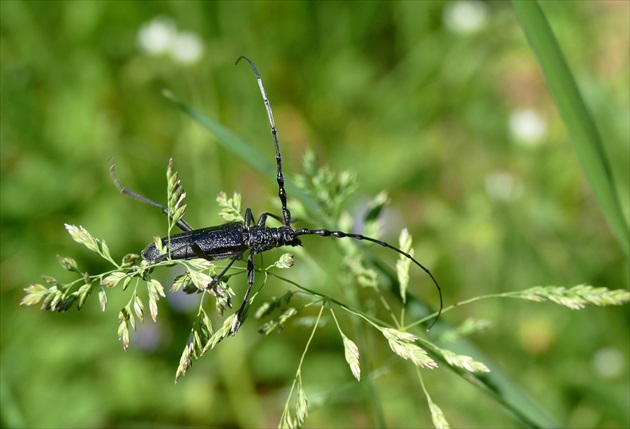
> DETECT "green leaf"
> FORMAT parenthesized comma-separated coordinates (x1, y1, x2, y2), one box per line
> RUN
(513, 1, 629, 256)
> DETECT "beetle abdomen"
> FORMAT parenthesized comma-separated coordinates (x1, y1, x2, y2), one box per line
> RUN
(142, 222, 247, 263)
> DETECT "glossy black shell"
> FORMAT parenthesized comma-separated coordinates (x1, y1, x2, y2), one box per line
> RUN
(142, 222, 247, 263)
(141, 222, 302, 264)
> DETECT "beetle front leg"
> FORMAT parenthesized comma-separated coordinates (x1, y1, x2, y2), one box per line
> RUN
(257, 212, 284, 226)
(244, 208, 284, 228)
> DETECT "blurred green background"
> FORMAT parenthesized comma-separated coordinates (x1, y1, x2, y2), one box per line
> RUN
(1, 1, 628, 428)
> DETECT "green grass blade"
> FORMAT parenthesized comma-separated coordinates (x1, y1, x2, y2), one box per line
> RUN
(513, 1, 629, 256)
(162, 90, 317, 215)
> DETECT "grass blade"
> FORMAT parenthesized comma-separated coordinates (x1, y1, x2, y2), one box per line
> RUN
(513, 1, 629, 256)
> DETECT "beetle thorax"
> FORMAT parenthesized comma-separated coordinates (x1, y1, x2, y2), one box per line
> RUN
(246, 226, 302, 252)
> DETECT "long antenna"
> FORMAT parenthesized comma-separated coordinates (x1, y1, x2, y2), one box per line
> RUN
(236, 57, 442, 328)
(236, 56, 292, 226)
(295, 227, 443, 328)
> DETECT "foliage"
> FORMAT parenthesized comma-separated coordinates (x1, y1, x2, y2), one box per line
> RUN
(2, 1, 628, 428)
(21, 158, 629, 428)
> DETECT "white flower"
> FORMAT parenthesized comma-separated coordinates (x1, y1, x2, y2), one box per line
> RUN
(484, 171, 524, 202)
(444, 1, 488, 35)
(509, 109, 548, 147)
(137, 16, 177, 55)
(137, 16, 205, 65)
(593, 347, 625, 379)
(171, 31, 204, 65)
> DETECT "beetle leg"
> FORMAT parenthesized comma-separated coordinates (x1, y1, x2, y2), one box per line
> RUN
(231, 251, 256, 335)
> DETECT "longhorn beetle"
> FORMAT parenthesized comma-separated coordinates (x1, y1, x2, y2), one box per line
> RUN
(111, 56, 443, 335)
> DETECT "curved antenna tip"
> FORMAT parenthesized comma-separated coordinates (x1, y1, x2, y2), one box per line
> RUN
(235, 56, 261, 79)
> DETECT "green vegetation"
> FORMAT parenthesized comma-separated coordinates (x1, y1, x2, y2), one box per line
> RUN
(2, 1, 628, 428)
